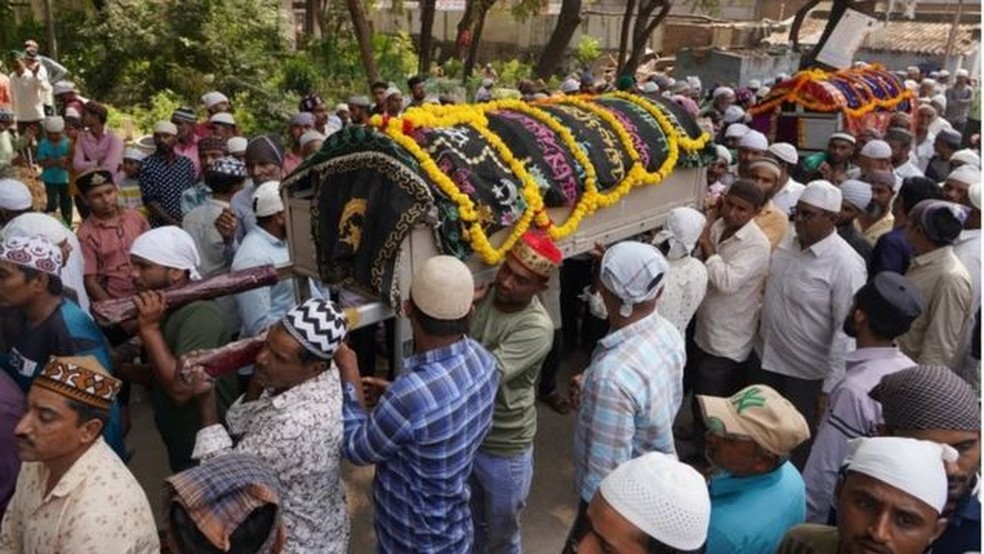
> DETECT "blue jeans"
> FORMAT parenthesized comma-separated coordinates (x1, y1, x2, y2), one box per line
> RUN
(470, 446, 534, 554)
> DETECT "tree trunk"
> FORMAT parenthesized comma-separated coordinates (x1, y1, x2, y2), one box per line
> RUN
(622, 0, 670, 76)
(304, 0, 321, 38)
(345, 0, 379, 85)
(462, 1, 491, 81)
(616, 0, 636, 73)
(43, 0, 57, 59)
(534, 0, 583, 79)
(419, 0, 437, 74)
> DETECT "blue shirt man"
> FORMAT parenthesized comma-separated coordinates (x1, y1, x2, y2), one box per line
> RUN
(697, 385, 811, 554)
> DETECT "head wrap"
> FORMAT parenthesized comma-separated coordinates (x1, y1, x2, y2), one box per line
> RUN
(76, 169, 115, 195)
(123, 147, 147, 163)
(799, 180, 842, 213)
(508, 231, 562, 278)
(738, 130, 768, 151)
(280, 298, 347, 360)
(252, 181, 283, 217)
(289, 112, 316, 127)
(599, 452, 710, 550)
(910, 199, 968, 245)
(299, 94, 325, 113)
(653, 207, 705, 260)
(768, 143, 798, 165)
(227, 137, 248, 155)
(840, 180, 872, 211)
(724, 123, 750, 139)
(947, 164, 980, 187)
(197, 135, 227, 154)
(725, 179, 766, 209)
(245, 135, 284, 167)
(201, 91, 229, 109)
(164, 453, 285, 553)
(3, 213, 70, 249)
(410, 255, 474, 320)
(34, 356, 121, 411)
(0, 179, 33, 211)
(698, 384, 810, 456)
(600, 241, 669, 317)
(855, 272, 923, 338)
(206, 157, 247, 179)
(845, 437, 957, 515)
(0, 235, 62, 276)
(950, 149, 981, 168)
(130, 227, 202, 280)
(859, 139, 891, 159)
(171, 107, 198, 124)
(871, 365, 980, 431)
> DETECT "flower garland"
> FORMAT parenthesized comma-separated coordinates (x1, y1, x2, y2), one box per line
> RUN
(607, 92, 713, 153)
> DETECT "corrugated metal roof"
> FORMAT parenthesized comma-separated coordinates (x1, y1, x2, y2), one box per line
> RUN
(764, 18, 980, 56)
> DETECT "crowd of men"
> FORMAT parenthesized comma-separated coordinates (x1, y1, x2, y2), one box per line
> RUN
(0, 37, 980, 554)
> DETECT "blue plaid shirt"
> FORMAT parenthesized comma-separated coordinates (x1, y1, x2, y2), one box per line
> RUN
(573, 312, 686, 503)
(342, 337, 499, 554)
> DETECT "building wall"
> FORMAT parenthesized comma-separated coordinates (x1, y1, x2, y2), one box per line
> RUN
(674, 48, 801, 87)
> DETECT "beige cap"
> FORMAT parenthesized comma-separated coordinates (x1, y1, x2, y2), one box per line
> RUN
(252, 181, 283, 217)
(410, 255, 474, 320)
(698, 385, 810, 457)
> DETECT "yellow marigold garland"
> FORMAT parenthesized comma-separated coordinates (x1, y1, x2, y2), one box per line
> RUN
(608, 91, 713, 153)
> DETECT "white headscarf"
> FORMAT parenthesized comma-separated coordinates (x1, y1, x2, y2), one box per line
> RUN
(653, 207, 706, 260)
(130, 226, 202, 280)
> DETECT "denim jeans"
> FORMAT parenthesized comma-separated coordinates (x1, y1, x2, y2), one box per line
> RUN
(470, 446, 534, 554)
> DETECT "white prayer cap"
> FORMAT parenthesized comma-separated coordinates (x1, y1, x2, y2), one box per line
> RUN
(410, 255, 474, 320)
(652, 207, 706, 260)
(599, 241, 669, 317)
(3, 213, 70, 246)
(768, 142, 799, 165)
(904, 79, 919, 91)
(384, 86, 402, 100)
(845, 437, 957, 515)
(0, 179, 33, 211)
(64, 107, 81, 119)
(640, 81, 659, 93)
(799, 180, 842, 213)
(756, 86, 771, 99)
(931, 94, 947, 111)
(840, 179, 872, 211)
(922, 78, 937, 87)
(859, 139, 891, 159)
(946, 164, 981, 188)
(252, 181, 284, 217)
(123, 147, 147, 162)
(43, 116, 64, 133)
(712, 86, 734, 99)
(298, 130, 325, 149)
(686, 75, 702, 91)
(951, 149, 981, 168)
(906, 65, 920, 73)
(52, 80, 76, 96)
(201, 91, 229, 109)
(829, 132, 856, 145)
(334, 103, 349, 113)
(560, 78, 580, 93)
(130, 226, 202, 281)
(738, 130, 768, 151)
(747, 79, 762, 89)
(970, 180, 981, 210)
(956, 68, 970, 78)
(724, 123, 750, 139)
(938, 69, 950, 78)
(227, 136, 248, 155)
(599, 452, 710, 551)
(153, 121, 178, 136)
(723, 105, 745, 124)
(714, 144, 732, 165)
(209, 112, 236, 126)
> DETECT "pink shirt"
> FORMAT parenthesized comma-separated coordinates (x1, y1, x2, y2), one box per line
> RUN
(77, 209, 150, 299)
(73, 129, 124, 182)
(174, 140, 201, 180)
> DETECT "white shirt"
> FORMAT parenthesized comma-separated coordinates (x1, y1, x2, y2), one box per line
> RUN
(657, 256, 707, 337)
(63, 232, 90, 313)
(757, 230, 867, 391)
(954, 229, 981, 312)
(9, 65, 50, 122)
(193, 370, 350, 553)
(914, 134, 936, 173)
(182, 198, 241, 335)
(772, 178, 805, 217)
(695, 219, 772, 362)
(894, 160, 924, 190)
(0, 438, 159, 553)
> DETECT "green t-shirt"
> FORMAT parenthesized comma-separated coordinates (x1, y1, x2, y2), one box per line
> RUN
(151, 300, 236, 472)
(470, 291, 553, 456)
(777, 524, 840, 554)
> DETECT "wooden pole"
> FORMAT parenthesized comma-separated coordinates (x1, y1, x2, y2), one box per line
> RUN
(943, 0, 964, 71)
(43, 0, 57, 59)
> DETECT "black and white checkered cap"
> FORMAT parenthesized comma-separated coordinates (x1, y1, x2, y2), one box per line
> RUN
(281, 299, 348, 360)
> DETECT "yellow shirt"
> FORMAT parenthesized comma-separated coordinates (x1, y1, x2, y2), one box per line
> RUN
(755, 200, 790, 250)
(855, 212, 894, 246)
(0, 438, 159, 553)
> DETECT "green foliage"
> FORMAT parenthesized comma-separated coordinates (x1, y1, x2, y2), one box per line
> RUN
(511, 0, 547, 22)
(493, 59, 533, 85)
(574, 35, 601, 67)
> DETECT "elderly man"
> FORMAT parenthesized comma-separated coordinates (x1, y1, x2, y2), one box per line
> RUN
(130, 226, 234, 471)
(768, 143, 804, 215)
(755, 181, 866, 467)
(870, 176, 944, 275)
(578, 452, 710, 554)
(190, 298, 351, 553)
(699, 385, 810, 553)
(339, 255, 498, 553)
(747, 157, 790, 249)
(871, 365, 981, 552)
(469, 231, 559, 553)
(854, 170, 896, 246)
(695, 180, 771, 397)
(780, 437, 952, 554)
(231, 135, 284, 244)
(139, 121, 197, 227)
(0, 356, 158, 552)
(898, 200, 972, 366)
(802, 272, 922, 523)
(836, 179, 874, 265)
(925, 128, 962, 182)
(568, 241, 686, 549)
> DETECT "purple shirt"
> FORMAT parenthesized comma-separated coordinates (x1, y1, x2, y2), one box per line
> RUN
(0, 370, 25, 519)
(870, 227, 912, 276)
(73, 129, 124, 183)
(802, 347, 916, 523)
